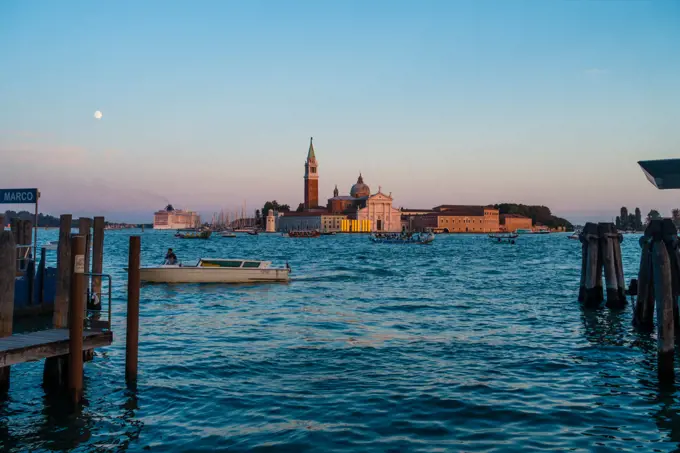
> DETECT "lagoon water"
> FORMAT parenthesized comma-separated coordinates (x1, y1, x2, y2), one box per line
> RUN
(2, 230, 679, 452)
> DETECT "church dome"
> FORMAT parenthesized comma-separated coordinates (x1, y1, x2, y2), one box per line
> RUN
(350, 173, 370, 198)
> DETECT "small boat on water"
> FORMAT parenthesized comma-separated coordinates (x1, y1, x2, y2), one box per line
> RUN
(220, 232, 237, 238)
(247, 230, 259, 236)
(489, 233, 518, 244)
(175, 230, 212, 239)
(137, 258, 291, 283)
(321, 231, 336, 236)
(515, 229, 533, 234)
(370, 232, 435, 244)
(287, 230, 321, 238)
(568, 230, 581, 240)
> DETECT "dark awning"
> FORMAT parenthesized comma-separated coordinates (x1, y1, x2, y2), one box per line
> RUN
(638, 159, 680, 189)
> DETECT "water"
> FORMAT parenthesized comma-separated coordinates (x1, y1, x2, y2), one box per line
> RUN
(2, 231, 680, 452)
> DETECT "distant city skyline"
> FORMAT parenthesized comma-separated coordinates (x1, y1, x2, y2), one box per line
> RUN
(1, 0, 678, 224)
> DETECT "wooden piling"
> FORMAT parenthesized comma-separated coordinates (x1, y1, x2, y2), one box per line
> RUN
(634, 236, 655, 330)
(53, 215, 72, 328)
(582, 222, 603, 307)
(0, 231, 16, 393)
(600, 223, 626, 309)
(578, 234, 587, 302)
(69, 235, 86, 405)
(90, 217, 105, 310)
(652, 237, 675, 382)
(612, 231, 627, 303)
(78, 217, 92, 301)
(38, 247, 46, 304)
(0, 214, 4, 230)
(43, 214, 72, 390)
(126, 236, 141, 385)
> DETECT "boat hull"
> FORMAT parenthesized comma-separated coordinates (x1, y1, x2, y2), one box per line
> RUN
(139, 267, 290, 283)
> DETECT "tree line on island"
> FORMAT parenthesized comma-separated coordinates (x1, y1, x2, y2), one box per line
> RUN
(493, 204, 573, 230)
(2, 210, 151, 228)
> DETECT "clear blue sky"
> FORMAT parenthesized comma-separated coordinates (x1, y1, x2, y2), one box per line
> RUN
(1, 0, 678, 223)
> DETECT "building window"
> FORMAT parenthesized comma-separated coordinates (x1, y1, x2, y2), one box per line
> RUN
(311, 167, 316, 173)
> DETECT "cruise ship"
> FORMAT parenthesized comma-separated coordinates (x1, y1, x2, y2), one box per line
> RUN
(153, 204, 200, 230)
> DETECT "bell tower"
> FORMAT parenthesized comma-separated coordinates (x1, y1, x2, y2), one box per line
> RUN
(304, 137, 319, 210)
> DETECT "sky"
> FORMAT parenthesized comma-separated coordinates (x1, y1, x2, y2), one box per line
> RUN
(1, 0, 679, 224)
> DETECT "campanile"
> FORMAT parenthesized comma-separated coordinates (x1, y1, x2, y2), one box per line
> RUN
(304, 137, 319, 209)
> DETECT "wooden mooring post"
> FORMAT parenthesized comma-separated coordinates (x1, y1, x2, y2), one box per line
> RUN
(69, 235, 86, 405)
(126, 236, 141, 386)
(78, 217, 92, 301)
(633, 219, 680, 382)
(578, 222, 626, 308)
(0, 231, 16, 393)
(43, 214, 72, 390)
(90, 217, 105, 311)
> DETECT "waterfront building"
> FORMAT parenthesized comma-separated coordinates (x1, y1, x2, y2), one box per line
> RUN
(327, 176, 401, 232)
(278, 140, 401, 232)
(277, 212, 346, 232)
(500, 214, 533, 233)
(411, 205, 500, 233)
(153, 205, 200, 230)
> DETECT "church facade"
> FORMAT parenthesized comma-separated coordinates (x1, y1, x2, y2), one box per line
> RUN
(278, 139, 401, 233)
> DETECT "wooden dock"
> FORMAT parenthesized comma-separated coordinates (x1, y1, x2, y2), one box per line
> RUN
(0, 329, 112, 367)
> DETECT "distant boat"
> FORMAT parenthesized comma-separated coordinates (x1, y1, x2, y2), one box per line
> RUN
(220, 232, 237, 238)
(515, 229, 533, 234)
(568, 230, 581, 240)
(287, 230, 321, 238)
(370, 232, 435, 244)
(321, 231, 336, 236)
(175, 230, 212, 239)
(247, 230, 259, 236)
(489, 233, 518, 244)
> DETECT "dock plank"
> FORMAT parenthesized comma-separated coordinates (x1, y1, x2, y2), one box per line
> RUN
(0, 329, 113, 366)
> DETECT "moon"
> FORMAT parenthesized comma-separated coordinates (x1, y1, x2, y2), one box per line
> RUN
(94, 110, 103, 120)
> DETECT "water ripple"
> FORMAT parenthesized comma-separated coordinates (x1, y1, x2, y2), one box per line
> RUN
(3, 232, 680, 452)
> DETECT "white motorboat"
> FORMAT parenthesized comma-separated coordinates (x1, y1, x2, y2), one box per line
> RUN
(138, 258, 290, 283)
(489, 233, 518, 244)
(220, 232, 237, 238)
(370, 231, 435, 244)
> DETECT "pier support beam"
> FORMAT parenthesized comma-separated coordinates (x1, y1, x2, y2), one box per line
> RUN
(44, 214, 72, 391)
(0, 231, 16, 393)
(69, 235, 86, 406)
(126, 236, 141, 386)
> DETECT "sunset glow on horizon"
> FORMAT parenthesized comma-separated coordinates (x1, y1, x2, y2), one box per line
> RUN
(1, 1, 678, 223)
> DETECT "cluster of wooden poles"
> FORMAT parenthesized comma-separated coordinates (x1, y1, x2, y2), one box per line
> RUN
(632, 218, 680, 381)
(578, 222, 627, 309)
(579, 219, 680, 382)
(0, 214, 143, 407)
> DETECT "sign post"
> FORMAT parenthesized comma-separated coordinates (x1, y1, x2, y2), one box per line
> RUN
(0, 188, 41, 260)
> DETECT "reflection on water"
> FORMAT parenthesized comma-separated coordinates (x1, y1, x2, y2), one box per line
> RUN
(4, 231, 680, 452)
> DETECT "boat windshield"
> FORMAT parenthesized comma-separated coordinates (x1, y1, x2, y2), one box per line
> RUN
(200, 260, 243, 268)
(242, 261, 261, 268)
